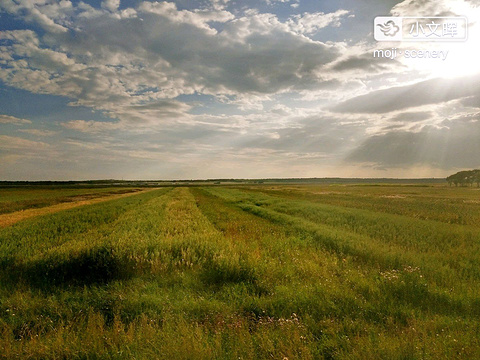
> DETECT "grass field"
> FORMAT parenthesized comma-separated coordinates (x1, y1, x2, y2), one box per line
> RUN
(1, 184, 480, 359)
(0, 187, 143, 215)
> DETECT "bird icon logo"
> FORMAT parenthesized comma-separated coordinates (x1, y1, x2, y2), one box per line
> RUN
(377, 20, 400, 36)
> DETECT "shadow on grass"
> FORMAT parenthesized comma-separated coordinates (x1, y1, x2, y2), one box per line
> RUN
(200, 256, 271, 297)
(1, 246, 134, 291)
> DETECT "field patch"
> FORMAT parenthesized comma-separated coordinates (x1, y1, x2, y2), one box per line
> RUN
(0, 188, 151, 228)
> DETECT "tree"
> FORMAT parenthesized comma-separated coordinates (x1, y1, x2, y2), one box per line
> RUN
(447, 169, 480, 187)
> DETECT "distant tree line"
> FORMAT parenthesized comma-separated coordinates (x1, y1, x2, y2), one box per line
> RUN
(446, 170, 480, 187)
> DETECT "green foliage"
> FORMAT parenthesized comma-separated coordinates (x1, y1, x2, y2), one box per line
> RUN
(447, 169, 480, 187)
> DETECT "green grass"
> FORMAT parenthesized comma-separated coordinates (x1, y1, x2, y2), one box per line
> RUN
(1, 184, 480, 358)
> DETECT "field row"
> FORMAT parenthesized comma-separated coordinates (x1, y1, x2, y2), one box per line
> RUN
(0, 187, 143, 216)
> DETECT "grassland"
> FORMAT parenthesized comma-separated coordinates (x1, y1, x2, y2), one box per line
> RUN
(1, 184, 479, 359)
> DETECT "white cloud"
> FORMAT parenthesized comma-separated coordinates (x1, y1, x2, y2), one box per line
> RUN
(288, 10, 350, 34)
(19, 129, 58, 136)
(210, 0, 230, 11)
(101, 0, 120, 12)
(0, 1, 347, 128)
(62, 120, 123, 133)
(391, 0, 477, 17)
(0, 114, 32, 125)
(2, 0, 479, 179)
(0, 0, 70, 33)
(0, 134, 50, 150)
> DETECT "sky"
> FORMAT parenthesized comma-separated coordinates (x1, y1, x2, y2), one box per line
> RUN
(0, 0, 479, 180)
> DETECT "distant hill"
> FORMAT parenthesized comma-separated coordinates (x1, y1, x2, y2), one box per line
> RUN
(0, 177, 446, 188)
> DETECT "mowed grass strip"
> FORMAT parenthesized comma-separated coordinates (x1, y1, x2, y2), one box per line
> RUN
(0, 188, 151, 228)
(0, 187, 143, 215)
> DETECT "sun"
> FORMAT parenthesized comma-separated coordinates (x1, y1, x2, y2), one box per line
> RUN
(402, 5, 480, 79)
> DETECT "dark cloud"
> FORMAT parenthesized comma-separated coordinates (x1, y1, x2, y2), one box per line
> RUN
(331, 53, 396, 72)
(460, 96, 480, 108)
(243, 115, 366, 154)
(390, 111, 433, 122)
(347, 117, 480, 169)
(332, 74, 480, 113)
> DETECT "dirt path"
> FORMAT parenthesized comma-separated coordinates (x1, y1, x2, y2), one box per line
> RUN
(0, 188, 157, 228)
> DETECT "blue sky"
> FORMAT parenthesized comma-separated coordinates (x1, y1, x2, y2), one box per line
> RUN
(0, 0, 479, 180)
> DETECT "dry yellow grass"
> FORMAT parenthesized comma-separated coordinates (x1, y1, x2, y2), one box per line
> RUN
(0, 188, 156, 228)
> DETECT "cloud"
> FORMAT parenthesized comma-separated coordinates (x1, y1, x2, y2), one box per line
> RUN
(347, 115, 480, 169)
(461, 95, 480, 108)
(18, 129, 58, 136)
(332, 74, 480, 113)
(2, 0, 479, 180)
(101, 0, 120, 12)
(239, 113, 368, 158)
(0, 1, 348, 128)
(0, 134, 50, 151)
(287, 10, 350, 34)
(330, 53, 400, 73)
(0, 114, 32, 125)
(210, 0, 230, 11)
(390, 111, 434, 122)
(0, 0, 70, 33)
(62, 120, 123, 133)
(391, 0, 474, 17)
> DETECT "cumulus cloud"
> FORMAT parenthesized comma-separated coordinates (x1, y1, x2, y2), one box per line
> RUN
(391, 0, 475, 17)
(101, 0, 120, 12)
(0, 1, 348, 127)
(287, 10, 350, 34)
(0, 0, 71, 33)
(2, 0, 480, 179)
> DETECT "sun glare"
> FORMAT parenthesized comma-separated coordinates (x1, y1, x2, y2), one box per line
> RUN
(410, 6, 480, 79)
